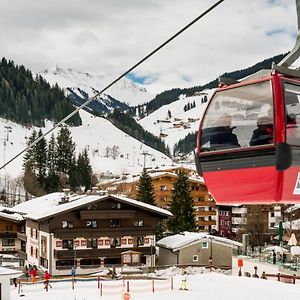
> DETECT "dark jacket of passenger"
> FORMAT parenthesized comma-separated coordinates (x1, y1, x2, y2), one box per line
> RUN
(210, 126, 240, 150)
(250, 126, 273, 146)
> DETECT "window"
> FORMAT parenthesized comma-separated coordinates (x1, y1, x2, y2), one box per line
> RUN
(62, 240, 74, 250)
(5, 225, 13, 231)
(137, 237, 144, 246)
(160, 196, 167, 202)
(111, 202, 121, 209)
(284, 82, 300, 146)
(198, 196, 205, 202)
(133, 220, 144, 227)
(202, 241, 208, 249)
(56, 260, 74, 268)
(110, 219, 120, 228)
(35, 248, 38, 258)
(87, 239, 97, 249)
(30, 228, 33, 238)
(160, 185, 167, 191)
(193, 255, 199, 262)
(2, 238, 15, 246)
(62, 221, 74, 229)
(30, 246, 34, 256)
(200, 80, 273, 151)
(40, 257, 48, 268)
(111, 238, 121, 248)
(86, 220, 97, 228)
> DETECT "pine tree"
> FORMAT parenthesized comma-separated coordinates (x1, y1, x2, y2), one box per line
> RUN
(136, 169, 156, 205)
(75, 148, 93, 191)
(34, 129, 47, 187)
(45, 133, 59, 193)
(168, 170, 197, 233)
(56, 126, 76, 175)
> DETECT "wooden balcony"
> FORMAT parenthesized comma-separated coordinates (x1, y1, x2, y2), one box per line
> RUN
(54, 246, 154, 260)
(195, 211, 216, 216)
(196, 220, 216, 226)
(54, 227, 154, 239)
(193, 201, 216, 207)
(80, 210, 136, 220)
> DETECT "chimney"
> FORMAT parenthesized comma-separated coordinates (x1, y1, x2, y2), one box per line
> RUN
(59, 189, 70, 204)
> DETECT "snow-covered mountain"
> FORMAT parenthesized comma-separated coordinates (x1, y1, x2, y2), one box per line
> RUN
(39, 67, 154, 111)
(0, 110, 172, 182)
(138, 91, 213, 151)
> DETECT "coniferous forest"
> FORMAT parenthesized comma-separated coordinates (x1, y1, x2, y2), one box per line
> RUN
(0, 57, 82, 127)
(23, 127, 95, 196)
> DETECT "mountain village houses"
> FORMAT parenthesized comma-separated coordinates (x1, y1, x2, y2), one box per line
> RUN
(2, 191, 171, 275)
(99, 166, 217, 233)
(0, 165, 295, 277)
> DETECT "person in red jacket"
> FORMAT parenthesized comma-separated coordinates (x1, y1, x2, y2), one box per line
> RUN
(31, 267, 37, 284)
(44, 270, 51, 291)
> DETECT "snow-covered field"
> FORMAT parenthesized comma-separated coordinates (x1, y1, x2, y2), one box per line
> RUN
(11, 270, 300, 300)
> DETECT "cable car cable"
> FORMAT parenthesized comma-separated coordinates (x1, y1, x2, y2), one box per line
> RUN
(0, 0, 224, 171)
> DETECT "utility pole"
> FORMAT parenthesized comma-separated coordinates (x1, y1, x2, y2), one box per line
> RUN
(141, 151, 151, 169)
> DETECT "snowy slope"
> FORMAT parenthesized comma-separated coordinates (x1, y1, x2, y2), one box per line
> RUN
(39, 67, 154, 107)
(0, 110, 172, 180)
(139, 91, 213, 151)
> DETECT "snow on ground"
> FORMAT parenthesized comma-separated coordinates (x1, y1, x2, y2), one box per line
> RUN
(10, 268, 300, 300)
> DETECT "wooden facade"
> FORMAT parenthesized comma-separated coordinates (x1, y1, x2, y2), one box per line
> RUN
(0, 212, 26, 264)
(24, 194, 170, 276)
(100, 167, 216, 232)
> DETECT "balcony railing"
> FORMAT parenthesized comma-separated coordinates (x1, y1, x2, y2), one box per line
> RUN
(54, 246, 154, 260)
(54, 227, 154, 239)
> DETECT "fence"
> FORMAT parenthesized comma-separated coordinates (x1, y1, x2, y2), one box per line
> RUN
(17, 275, 173, 297)
(265, 273, 300, 284)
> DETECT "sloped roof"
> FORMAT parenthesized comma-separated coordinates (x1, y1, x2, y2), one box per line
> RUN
(0, 206, 24, 222)
(12, 192, 172, 221)
(157, 231, 242, 251)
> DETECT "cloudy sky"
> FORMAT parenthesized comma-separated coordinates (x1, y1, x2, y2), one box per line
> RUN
(0, 0, 297, 94)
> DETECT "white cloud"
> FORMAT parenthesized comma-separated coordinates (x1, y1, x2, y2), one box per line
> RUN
(0, 0, 297, 94)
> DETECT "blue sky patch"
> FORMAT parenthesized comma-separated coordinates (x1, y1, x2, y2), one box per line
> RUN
(126, 73, 149, 84)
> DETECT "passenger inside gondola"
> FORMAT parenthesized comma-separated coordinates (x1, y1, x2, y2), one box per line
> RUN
(209, 114, 240, 150)
(250, 116, 273, 146)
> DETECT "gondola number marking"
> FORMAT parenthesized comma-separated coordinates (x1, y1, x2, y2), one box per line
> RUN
(293, 173, 300, 194)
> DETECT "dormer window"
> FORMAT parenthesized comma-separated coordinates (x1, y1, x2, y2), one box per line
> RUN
(111, 203, 121, 209)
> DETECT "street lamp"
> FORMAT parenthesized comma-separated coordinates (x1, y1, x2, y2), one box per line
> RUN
(209, 237, 213, 270)
(73, 241, 77, 270)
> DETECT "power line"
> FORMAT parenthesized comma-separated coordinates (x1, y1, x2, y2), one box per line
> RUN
(0, 0, 225, 171)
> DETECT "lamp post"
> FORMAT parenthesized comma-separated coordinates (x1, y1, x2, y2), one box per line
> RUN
(209, 237, 213, 270)
(73, 241, 77, 270)
(150, 237, 154, 267)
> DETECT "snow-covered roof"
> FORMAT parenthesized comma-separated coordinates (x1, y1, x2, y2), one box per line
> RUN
(12, 192, 172, 221)
(103, 170, 204, 186)
(285, 204, 300, 213)
(157, 231, 242, 251)
(0, 267, 22, 277)
(110, 194, 172, 217)
(0, 206, 24, 222)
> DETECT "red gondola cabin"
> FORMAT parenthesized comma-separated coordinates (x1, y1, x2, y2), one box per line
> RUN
(195, 70, 300, 204)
